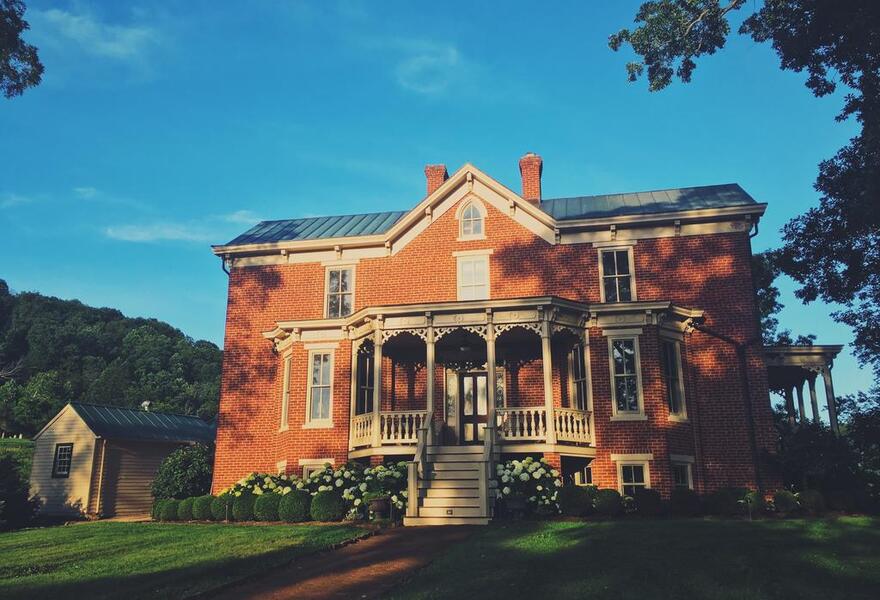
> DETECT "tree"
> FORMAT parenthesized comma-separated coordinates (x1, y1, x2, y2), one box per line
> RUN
(0, 0, 43, 98)
(611, 1, 880, 376)
(151, 444, 214, 500)
(752, 251, 815, 345)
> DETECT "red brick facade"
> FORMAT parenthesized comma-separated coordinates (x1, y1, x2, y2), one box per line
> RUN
(212, 160, 779, 497)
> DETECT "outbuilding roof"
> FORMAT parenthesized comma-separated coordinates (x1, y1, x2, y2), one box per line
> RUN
(69, 402, 215, 444)
(222, 183, 757, 246)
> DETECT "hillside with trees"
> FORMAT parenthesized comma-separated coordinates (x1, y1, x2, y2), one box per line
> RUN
(0, 279, 221, 436)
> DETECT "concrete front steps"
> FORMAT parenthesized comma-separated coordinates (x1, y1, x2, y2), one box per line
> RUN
(403, 445, 493, 526)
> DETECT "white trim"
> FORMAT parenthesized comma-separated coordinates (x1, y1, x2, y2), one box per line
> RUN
(321, 258, 360, 267)
(615, 459, 652, 495)
(279, 354, 292, 432)
(455, 198, 488, 241)
(304, 342, 340, 350)
(610, 453, 655, 462)
(276, 460, 287, 474)
(324, 265, 355, 319)
(305, 349, 335, 428)
(669, 454, 695, 463)
(671, 461, 694, 490)
(607, 334, 645, 419)
(452, 249, 494, 257)
(456, 254, 491, 301)
(598, 246, 637, 303)
(592, 240, 638, 248)
(298, 457, 335, 466)
(601, 327, 643, 336)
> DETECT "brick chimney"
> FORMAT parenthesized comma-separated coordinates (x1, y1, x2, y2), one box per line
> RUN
(425, 164, 448, 195)
(519, 152, 543, 205)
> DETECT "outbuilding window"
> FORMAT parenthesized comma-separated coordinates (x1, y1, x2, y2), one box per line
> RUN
(52, 443, 73, 478)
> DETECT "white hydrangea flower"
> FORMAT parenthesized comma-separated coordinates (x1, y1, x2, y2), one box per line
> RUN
(519, 473, 530, 482)
(550, 469, 559, 477)
(502, 486, 511, 495)
(536, 485, 543, 491)
(335, 479, 344, 487)
(501, 475, 510, 483)
(354, 498, 361, 506)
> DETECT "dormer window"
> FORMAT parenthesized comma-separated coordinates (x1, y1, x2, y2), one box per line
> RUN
(457, 200, 486, 241)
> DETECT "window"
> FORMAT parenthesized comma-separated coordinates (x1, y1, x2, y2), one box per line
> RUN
(574, 464, 593, 486)
(457, 255, 489, 300)
(672, 463, 693, 489)
(325, 267, 353, 318)
(307, 351, 333, 424)
(356, 352, 374, 415)
(460, 202, 484, 238)
(568, 343, 588, 410)
(52, 443, 73, 478)
(661, 339, 686, 418)
(600, 248, 634, 302)
(620, 464, 648, 497)
(280, 355, 291, 430)
(610, 337, 641, 416)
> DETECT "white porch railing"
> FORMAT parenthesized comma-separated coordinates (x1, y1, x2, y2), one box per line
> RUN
(496, 407, 547, 441)
(555, 408, 592, 443)
(380, 410, 429, 444)
(350, 413, 374, 448)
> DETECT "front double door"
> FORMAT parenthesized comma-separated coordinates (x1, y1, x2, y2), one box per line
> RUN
(459, 372, 489, 444)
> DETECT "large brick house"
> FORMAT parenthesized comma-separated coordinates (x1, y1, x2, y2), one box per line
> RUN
(211, 153, 803, 524)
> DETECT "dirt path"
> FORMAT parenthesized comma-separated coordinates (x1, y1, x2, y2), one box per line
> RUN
(212, 526, 474, 600)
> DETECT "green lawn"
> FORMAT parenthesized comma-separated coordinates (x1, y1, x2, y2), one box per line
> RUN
(0, 521, 368, 599)
(387, 517, 880, 600)
(0, 438, 34, 477)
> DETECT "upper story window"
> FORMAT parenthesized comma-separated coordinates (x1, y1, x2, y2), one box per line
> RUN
(568, 343, 588, 411)
(455, 251, 491, 300)
(608, 336, 644, 419)
(52, 443, 73, 478)
(325, 267, 354, 318)
(599, 248, 635, 303)
(306, 350, 333, 425)
(661, 339, 687, 419)
(456, 199, 487, 241)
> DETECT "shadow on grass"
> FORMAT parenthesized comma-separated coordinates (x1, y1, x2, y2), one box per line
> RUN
(385, 517, 880, 600)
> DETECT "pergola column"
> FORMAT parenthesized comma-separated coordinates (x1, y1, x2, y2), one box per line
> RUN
(808, 373, 820, 424)
(795, 382, 806, 424)
(485, 310, 497, 437)
(822, 366, 839, 435)
(540, 317, 557, 444)
(425, 314, 435, 445)
(371, 320, 384, 448)
(784, 385, 796, 426)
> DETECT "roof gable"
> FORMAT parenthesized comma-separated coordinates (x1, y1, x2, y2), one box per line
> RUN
(66, 403, 216, 444)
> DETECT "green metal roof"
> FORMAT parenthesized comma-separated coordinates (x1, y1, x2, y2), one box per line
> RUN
(70, 403, 215, 444)
(221, 183, 758, 246)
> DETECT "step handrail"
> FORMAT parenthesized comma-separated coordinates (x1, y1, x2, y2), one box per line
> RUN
(479, 424, 496, 518)
(406, 425, 429, 518)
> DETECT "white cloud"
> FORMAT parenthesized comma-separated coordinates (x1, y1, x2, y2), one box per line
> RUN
(74, 186, 98, 199)
(104, 223, 212, 243)
(394, 42, 461, 94)
(0, 193, 33, 209)
(29, 8, 160, 61)
(222, 210, 263, 226)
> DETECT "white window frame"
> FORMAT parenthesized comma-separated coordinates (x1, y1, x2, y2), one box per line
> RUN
(454, 250, 492, 301)
(598, 246, 637, 303)
(279, 352, 292, 431)
(660, 337, 688, 421)
(610, 454, 653, 496)
(455, 198, 487, 241)
(52, 443, 73, 478)
(324, 266, 355, 319)
(574, 463, 593, 486)
(299, 458, 335, 479)
(304, 349, 334, 428)
(671, 462, 694, 490)
(606, 333, 646, 421)
(567, 342, 589, 411)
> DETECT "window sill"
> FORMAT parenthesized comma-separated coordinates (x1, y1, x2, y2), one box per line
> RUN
(278, 425, 289, 432)
(456, 235, 487, 242)
(610, 414, 647, 422)
(667, 415, 689, 423)
(302, 421, 334, 430)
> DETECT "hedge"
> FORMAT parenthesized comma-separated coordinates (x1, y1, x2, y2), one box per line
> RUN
(193, 495, 214, 520)
(773, 490, 799, 515)
(211, 493, 233, 521)
(633, 488, 663, 516)
(254, 493, 281, 521)
(279, 491, 312, 522)
(177, 497, 195, 521)
(799, 490, 826, 514)
(232, 494, 256, 521)
(594, 489, 623, 517)
(310, 490, 346, 521)
(669, 488, 701, 516)
(557, 486, 594, 517)
(159, 499, 180, 521)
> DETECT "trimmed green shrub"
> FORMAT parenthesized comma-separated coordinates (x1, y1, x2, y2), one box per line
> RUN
(159, 499, 180, 521)
(279, 491, 312, 522)
(633, 488, 663, 516)
(704, 487, 750, 516)
(151, 498, 168, 521)
(211, 493, 233, 521)
(826, 490, 856, 512)
(310, 490, 346, 522)
(254, 493, 281, 521)
(773, 490, 799, 515)
(799, 490, 825, 515)
(669, 488, 701, 516)
(151, 443, 214, 500)
(193, 495, 214, 520)
(232, 493, 256, 521)
(743, 491, 767, 517)
(594, 489, 623, 517)
(177, 497, 195, 521)
(557, 486, 594, 517)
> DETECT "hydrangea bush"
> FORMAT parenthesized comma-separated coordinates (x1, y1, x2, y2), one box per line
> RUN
(495, 456, 562, 512)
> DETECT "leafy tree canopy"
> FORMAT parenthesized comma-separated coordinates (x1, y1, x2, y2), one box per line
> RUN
(0, 0, 43, 98)
(752, 250, 815, 346)
(0, 280, 221, 435)
(612, 1, 880, 377)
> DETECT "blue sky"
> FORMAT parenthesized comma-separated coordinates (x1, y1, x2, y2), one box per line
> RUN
(1, 1, 870, 399)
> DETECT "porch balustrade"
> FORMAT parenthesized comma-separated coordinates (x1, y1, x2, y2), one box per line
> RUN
(496, 407, 547, 441)
(380, 410, 429, 444)
(554, 408, 592, 443)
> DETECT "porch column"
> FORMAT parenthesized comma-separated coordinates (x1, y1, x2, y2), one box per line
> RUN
(822, 366, 839, 435)
(349, 338, 360, 451)
(795, 382, 806, 424)
(784, 385, 796, 426)
(485, 310, 497, 436)
(541, 319, 557, 444)
(808, 372, 820, 424)
(425, 314, 435, 445)
(372, 322, 384, 448)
